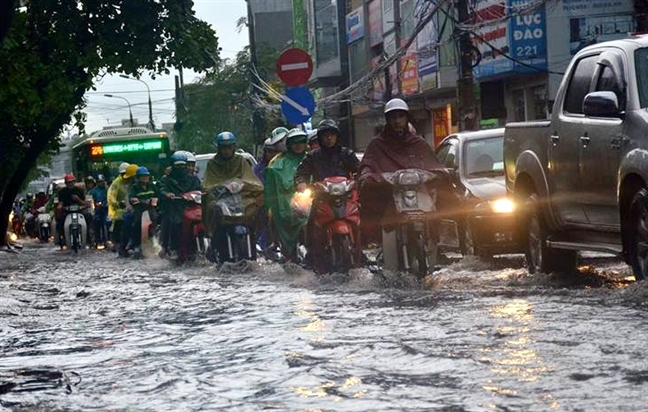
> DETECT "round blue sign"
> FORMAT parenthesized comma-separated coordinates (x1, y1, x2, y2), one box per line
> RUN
(281, 86, 316, 124)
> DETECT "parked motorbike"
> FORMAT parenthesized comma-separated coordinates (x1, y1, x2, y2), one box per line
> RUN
(174, 190, 207, 262)
(36, 207, 52, 242)
(380, 169, 442, 278)
(310, 177, 361, 274)
(63, 205, 87, 253)
(209, 180, 255, 263)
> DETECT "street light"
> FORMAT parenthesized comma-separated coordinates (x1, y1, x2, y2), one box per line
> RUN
(104, 94, 134, 127)
(120, 74, 154, 130)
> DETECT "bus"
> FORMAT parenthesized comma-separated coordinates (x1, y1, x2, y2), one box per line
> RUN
(72, 127, 172, 182)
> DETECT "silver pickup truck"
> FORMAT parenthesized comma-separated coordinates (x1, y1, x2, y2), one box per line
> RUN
(504, 35, 648, 279)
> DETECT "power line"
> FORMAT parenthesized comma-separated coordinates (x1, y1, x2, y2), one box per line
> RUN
(85, 88, 176, 95)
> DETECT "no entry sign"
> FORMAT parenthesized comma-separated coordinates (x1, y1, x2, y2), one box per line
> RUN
(276, 48, 314, 87)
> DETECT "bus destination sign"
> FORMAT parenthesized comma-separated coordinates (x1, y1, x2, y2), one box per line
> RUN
(90, 140, 163, 157)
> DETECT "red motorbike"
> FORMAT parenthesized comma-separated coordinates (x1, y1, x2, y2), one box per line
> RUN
(311, 177, 362, 274)
(176, 190, 207, 262)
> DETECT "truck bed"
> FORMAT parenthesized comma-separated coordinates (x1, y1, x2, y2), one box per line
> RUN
(503, 120, 550, 194)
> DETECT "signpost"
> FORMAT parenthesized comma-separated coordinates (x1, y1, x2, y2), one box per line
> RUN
(276, 48, 314, 87)
(280, 86, 316, 124)
(275, 48, 316, 125)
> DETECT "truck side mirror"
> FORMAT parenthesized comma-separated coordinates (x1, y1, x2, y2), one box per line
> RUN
(583, 91, 621, 118)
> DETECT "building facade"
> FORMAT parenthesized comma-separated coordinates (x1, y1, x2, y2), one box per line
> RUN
(307, 0, 638, 150)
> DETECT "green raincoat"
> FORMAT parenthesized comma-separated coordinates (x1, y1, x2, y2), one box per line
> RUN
(263, 150, 307, 257)
(202, 153, 264, 237)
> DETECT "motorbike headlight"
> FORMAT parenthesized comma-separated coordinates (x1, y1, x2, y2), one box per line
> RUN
(402, 190, 419, 208)
(490, 198, 515, 214)
(328, 182, 346, 196)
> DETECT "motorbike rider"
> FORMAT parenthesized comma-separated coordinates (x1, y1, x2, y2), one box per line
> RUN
(108, 163, 138, 255)
(202, 131, 264, 261)
(357, 98, 454, 244)
(126, 166, 158, 257)
(254, 127, 288, 253)
(55, 174, 86, 246)
(307, 130, 319, 151)
(85, 175, 96, 192)
(254, 127, 288, 184)
(20, 193, 37, 237)
(294, 119, 361, 268)
(89, 174, 109, 247)
(264, 128, 309, 262)
(158, 152, 202, 259)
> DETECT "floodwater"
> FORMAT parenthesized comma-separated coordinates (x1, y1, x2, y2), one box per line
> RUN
(1, 243, 647, 411)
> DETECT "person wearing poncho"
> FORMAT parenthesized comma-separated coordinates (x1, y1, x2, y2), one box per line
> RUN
(264, 128, 309, 261)
(202, 132, 264, 241)
(358, 98, 453, 243)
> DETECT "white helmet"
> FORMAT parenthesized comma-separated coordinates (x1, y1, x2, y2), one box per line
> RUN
(384, 98, 409, 114)
(118, 162, 129, 174)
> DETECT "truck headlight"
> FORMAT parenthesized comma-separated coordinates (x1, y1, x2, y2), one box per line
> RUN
(491, 198, 515, 214)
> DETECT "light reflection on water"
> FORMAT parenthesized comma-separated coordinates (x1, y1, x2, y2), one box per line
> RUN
(0, 246, 646, 411)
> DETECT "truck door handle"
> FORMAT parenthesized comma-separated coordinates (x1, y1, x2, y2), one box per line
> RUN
(610, 137, 625, 150)
(580, 135, 590, 145)
(550, 135, 560, 145)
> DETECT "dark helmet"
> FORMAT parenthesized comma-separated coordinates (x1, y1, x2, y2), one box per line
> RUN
(85, 175, 96, 183)
(97, 174, 106, 182)
(317, 119, 340, 139)
(214, 131, 237, 147)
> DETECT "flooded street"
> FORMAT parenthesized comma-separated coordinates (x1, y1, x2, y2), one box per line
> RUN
(1, 243, 647, 411)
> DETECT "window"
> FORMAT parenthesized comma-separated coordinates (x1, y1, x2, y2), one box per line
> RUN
(464, 136, 505, 176)
(512, 89, 525, 121)
(435, 138, 458, 169)
(532, 85, 547, 120)
(636, 48, 648, 108)
(314, 0, 339, 65)
(563, 54, 599, 114)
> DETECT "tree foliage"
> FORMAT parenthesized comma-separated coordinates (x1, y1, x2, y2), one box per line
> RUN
(174, 46, 285, 156)
(0, 0, 220, 246)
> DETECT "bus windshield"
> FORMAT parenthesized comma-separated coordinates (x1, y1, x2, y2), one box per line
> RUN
(72, 127, 172, 181)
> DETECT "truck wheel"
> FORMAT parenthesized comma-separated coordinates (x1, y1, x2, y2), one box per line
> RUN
(524, 194, 577, 274)
(627, 188, 648, 280)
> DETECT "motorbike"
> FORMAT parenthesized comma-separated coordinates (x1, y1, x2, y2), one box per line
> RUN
(35, 207, 52, 242)
(63, 204, 87, 253)
(310, 177, 362, 274)
(209, 180, 255, 263)
(23, 210, 37, 238)
(133, 197, 158, 258)
(93, 201, 109, 249)
(174, 190, 207, 262)
(380, 169, 442, 278)
(10, 209, 22, 237)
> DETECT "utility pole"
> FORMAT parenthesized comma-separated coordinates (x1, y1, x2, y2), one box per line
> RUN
(456, 0, 478, 131)
(247, 0, 264, 147)
(394, 0, 402, 96)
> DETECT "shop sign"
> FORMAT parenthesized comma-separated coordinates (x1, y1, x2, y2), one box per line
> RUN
(346, 6, 365, 44)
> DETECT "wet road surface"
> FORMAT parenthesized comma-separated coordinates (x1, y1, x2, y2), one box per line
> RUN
(1, 242, 647, 411)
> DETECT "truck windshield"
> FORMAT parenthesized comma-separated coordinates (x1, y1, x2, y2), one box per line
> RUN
(463, 136, 504, 177)
(636, 48, 648, 108)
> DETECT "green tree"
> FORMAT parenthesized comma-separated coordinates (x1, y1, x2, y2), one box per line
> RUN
(0, 0, 220, 246)
(174, 46, 284, 155)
